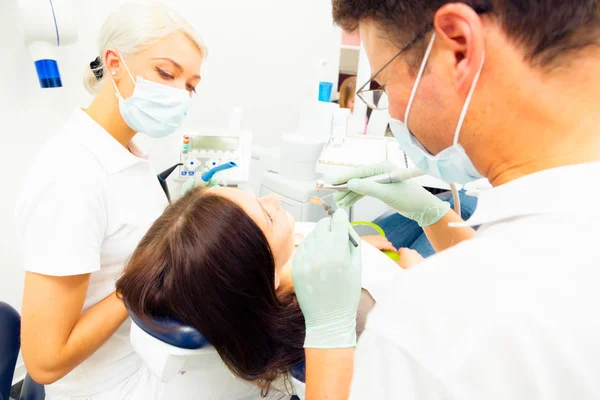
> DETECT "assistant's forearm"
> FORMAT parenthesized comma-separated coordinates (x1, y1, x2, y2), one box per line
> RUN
(35, 292, 128, 383)
(63, 292, 128, 369)
(423, 209, 476, 252)
(305, 348, 355, 400)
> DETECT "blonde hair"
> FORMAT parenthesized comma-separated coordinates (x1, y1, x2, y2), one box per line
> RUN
(338, 76, 357, 109)
(84, 1, 206, 94)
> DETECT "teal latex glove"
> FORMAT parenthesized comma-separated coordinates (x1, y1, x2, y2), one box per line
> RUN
(180, 176, 219, 196)
(332, 161, 451, 227)
(292, 209, 362, 349)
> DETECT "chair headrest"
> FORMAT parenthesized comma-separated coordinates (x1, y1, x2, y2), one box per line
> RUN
(128, 310, 209, 350)
(291, 361, 306, 383)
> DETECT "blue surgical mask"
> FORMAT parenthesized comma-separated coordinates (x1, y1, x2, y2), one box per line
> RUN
(389, 32, 485, 185)
(111, 55, 191, 139)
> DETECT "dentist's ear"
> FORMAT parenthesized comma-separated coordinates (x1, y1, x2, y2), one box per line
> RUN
(434, 3, 485, 96)
(274, 272, 281, 290)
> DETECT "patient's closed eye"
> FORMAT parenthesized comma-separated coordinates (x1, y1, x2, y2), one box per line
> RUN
(257, 198, 274, 226)
(258, 194, 282, 224)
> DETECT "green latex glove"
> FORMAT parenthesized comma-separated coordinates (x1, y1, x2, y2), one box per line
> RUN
(332, 161, 451, 227)
(180, 176, 219, 196)
(292, 209, 362, 349)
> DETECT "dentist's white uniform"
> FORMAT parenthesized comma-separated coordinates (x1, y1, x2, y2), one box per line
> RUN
(15, 109, 282, 400)
(350, 163, 600, 400)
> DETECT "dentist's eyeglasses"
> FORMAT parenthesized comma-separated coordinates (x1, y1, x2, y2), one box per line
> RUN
(357, 89, 388, 111)
(356, 28, 430, 111)
(357, 6, 492, 111)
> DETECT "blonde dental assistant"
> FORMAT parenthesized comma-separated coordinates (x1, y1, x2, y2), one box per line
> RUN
(14, 3, 270, 400)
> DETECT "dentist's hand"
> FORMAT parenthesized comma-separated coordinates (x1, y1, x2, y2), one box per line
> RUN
(292, 209, 362, 349)
(332, 161, 451, 227)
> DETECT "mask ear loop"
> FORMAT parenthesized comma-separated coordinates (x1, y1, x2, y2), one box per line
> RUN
(110, 52, 136, 99)
(450, 46, 485, 219)
(404, 32, 437, 130)
(119, 53, 136, 84)
(453, 49, 485, 145)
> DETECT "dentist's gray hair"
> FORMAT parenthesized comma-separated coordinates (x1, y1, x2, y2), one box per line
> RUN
(84, 1, 206, 94)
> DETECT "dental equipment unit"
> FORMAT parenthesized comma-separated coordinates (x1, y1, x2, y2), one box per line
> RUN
(178, 109, 251, 186)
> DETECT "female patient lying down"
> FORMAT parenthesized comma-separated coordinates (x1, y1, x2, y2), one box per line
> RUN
(116, 186, 404, 395)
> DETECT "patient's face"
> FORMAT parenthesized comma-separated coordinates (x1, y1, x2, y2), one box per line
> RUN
(210, 187, 296, 281)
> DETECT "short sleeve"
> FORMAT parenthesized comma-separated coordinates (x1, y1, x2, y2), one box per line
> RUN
(16, 177, 108, 276)
(350, 330, 447, 400)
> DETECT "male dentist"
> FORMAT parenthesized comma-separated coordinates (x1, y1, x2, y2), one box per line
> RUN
(292, 1, 600, 399)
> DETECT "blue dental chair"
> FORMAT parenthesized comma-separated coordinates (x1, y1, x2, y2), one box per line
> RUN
(128, 311, 305, 397)
(127, 311, 216, 383)
(0, 301, 45, 400)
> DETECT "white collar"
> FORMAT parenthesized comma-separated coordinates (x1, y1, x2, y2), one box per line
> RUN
(66, 108, 149, 174)
(452, 162, 600, 228)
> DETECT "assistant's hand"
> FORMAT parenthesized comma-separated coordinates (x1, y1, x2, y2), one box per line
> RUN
(180, 176, 219, 196)
(292, 209, 362, 349)
(361, 235, 397, 252)
(332, 161, 451, 227)
(396, 248, 425, 270)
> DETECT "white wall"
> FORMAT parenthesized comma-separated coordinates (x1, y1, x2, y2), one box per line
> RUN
(0, 0, 341, 312)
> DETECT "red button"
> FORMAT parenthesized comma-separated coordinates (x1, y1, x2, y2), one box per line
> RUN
(183, 135, 189, 140)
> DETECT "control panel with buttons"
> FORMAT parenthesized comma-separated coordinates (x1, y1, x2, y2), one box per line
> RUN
(178, 129, 252, 185)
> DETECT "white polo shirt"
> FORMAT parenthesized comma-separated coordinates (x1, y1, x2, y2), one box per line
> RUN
(15, 108, 168, 398)
(351, 162, 600, 400)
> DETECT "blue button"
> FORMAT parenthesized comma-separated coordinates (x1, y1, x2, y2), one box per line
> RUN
(212, 162, 217, 166)
(190, 161, 195, 165)
(181, 171, 188, 176)
(189, 171, 195, 176)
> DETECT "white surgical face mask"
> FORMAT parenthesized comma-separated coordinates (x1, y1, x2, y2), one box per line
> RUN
(389, 32, 485, 185)
(111, 55, 191, 139)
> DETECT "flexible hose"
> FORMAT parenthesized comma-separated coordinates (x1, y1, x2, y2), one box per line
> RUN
(450, 183, 461, 219)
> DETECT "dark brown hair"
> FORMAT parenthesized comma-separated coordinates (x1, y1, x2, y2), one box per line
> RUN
(339, 76, 357, 109)
(332, 1, 600, 68)
(116, 188, 305, 393)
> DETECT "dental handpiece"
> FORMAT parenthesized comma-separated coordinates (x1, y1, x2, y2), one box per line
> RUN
(309, 197, 359, 248)
(316, 167, 426, 191)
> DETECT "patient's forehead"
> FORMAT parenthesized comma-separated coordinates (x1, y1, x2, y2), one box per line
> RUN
(208, 187, 269, 232)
